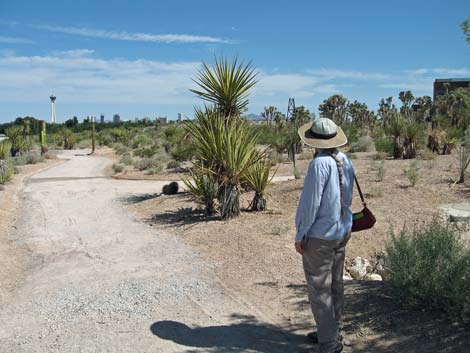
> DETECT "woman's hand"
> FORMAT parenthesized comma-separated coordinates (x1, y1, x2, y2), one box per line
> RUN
(295, 240, 304, 255)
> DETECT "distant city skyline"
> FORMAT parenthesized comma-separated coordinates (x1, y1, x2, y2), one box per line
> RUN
(0, 0, 469, 123)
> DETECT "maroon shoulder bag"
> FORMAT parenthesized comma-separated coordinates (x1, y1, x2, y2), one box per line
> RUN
(351, 175, 376, 232)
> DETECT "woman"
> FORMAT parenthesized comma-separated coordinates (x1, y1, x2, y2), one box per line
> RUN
(295, 117, 355, 353)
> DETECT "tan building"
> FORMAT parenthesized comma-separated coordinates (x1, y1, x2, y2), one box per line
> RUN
(433, 78, 470, 100)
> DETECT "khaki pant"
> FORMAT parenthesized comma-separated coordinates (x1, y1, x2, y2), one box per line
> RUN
(302, 233, 351, 353)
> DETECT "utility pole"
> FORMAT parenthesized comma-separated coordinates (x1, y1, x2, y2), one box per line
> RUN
(89, 116, 96, 155)
(39, 120, 46, 155)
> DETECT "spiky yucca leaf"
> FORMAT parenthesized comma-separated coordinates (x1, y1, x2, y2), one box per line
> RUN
(186, 107, 262, 186)
(0, 140, 12, 160)
(244, 159, 275, 211)
(183, 169, 219, 215)
(5, 126, 26, 157)
(190, 56, 258, 117)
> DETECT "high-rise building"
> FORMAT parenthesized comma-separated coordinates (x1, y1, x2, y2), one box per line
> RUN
(100, 114, 105, 123)
(177, 113, 182, 122)
(113, 114, 121, 123)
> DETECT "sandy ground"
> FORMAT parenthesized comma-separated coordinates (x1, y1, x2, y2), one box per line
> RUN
(0, 150, 312, 353)
(126, 152, 470, 353)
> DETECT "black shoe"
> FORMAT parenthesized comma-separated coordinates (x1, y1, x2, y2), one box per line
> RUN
(307, 332, 349, 346)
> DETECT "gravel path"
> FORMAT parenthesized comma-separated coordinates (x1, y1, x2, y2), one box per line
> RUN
(0, 150, 308, 353)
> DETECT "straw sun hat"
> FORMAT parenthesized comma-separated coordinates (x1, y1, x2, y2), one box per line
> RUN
(297, 118, 348, 149)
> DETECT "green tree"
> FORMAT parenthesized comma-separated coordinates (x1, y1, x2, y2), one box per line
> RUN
(318, 95, 350, 125)
(378, 97, 398, 127)
(349, 100, 376, 127)
(399, 90, 415, 120)
(190, 56, 258, 117)
(461, 18, 470, 43)
(261, 106, 282, 125)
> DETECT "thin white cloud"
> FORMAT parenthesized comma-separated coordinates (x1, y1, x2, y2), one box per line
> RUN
(37, 25, 234, 44)
(406, 68, 470, 76)
(0, 53, 200, 105)
(51, 49, 95, 57)
(0, 36, 33, 44)
(308, 68, 392, 81)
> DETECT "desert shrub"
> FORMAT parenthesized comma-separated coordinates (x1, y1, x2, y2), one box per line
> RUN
(299, 150, 314, 160)
(120, 153, 133, 166)
(0, 140, 12, 160)
(384, 221, 470, 322)
(145, 165, 164, 175)
(0, 159, 13, 184)
(373, 152, 388, 160)
(24, 153, 44, 165)
(457, 131, 470, 183)
(294, 167, 302, 179)
(171, 144, 195, 161)
(349, 135, 375, 153)
(77, 139, 92, 149)
(166, 160, 181, 169)
(112, 163, 124, 173)
(370, 160, 385, 182)
(341, 123, 360, 145)
(374, 137, 394, 156)
(135, 146, 158, 158)
(421, 149, 437, 161)
(366, 186, 383, 198)
(404, 160, 420, 186)
(268, 150, 289, 165)
(112, 143, 130, 155)
(183, 170, 219, 216)
(43, 152, 57, 159)
(134, 157, 160, 171)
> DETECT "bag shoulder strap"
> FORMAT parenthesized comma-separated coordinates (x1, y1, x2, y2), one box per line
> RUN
(354, 174, 366, 206)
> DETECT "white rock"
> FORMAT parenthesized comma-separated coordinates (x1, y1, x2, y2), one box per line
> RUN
(343, 271, 353, 281)
(364, 273, 383, 281)
(348, 257, 371, 280)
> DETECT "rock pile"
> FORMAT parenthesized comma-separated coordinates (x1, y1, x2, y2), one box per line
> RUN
(344, 253, 389, 281)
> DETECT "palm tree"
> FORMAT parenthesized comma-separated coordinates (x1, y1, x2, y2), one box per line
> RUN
(186, 107, 262, 219)
(190, 56, 258, 118)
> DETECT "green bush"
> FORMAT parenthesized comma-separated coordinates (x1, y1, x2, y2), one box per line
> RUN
(0, 159, 13, 184)
(268, 150, 289, 165)
(120, 153, 133, 166)
(134, 157, 161, 171)
(385, 221, 470, 322)
(24, 153, 44, 165)
(374, 137, 394, 156)
(146, 165, 164, 175)
(370, 160, 385, 182)
(349, 135, 375, 153)
(112, 163, 124, 173)
(166, 160, 181, 169)
(404, 160, 420, 186)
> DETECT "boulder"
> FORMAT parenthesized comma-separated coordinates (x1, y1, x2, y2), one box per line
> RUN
(364, 273, 383, 281)
(348, 257, 371, 280)
(343, 271, 353, 281)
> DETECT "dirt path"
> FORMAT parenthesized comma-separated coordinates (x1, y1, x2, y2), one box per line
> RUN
(0, 150, 310, 353)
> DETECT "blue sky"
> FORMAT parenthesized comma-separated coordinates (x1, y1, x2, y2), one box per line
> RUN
(0, 0, 469, 123)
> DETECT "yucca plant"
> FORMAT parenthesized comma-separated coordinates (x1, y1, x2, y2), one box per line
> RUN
(402, 121, 421, 159)
(190, 56, 258, 117)
(458, 132, 470, 183)
(5, 126, 26, 157)
(387, 114, 405, 159)
(183, 168, 219, 216)
(186, 107, 262, 219)
(244, 159, 275, 211)
(0, 140, 12, 160)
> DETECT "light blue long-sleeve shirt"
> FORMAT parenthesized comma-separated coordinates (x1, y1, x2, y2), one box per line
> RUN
(295, 150, 355, 243)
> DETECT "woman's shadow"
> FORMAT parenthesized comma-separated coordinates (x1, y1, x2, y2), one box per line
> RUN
(150, 315, 310, 353)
